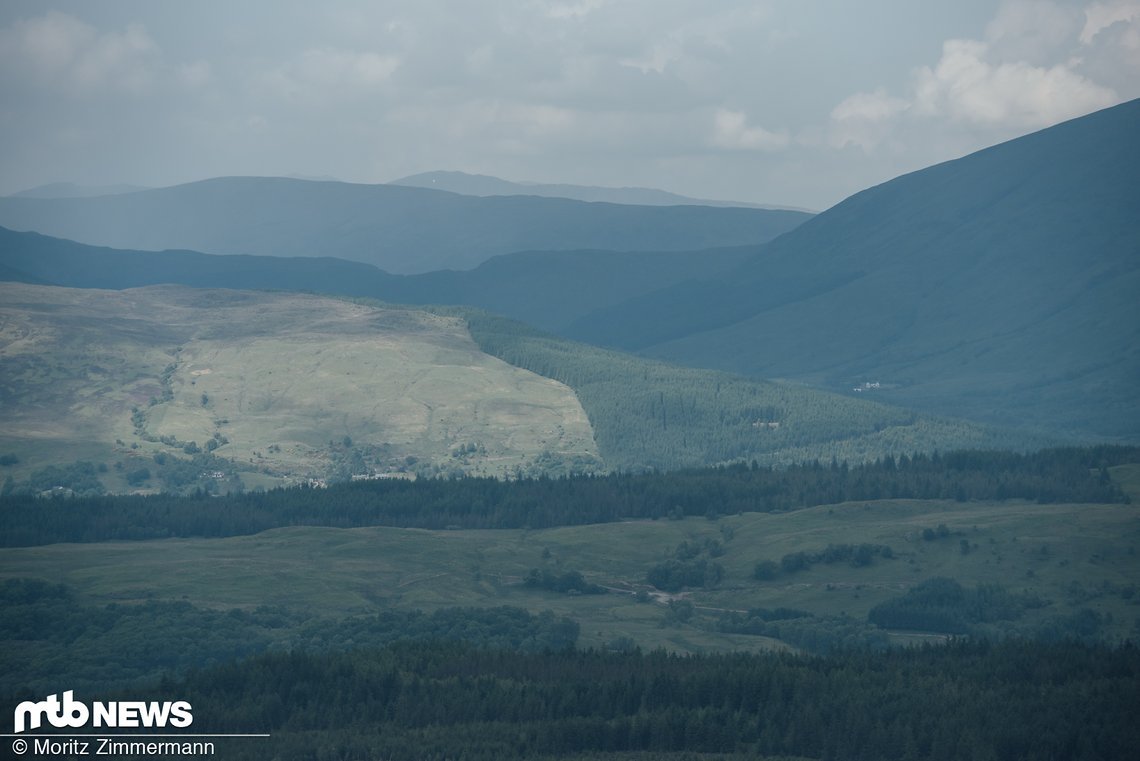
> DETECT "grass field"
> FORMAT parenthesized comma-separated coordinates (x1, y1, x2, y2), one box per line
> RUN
(3, 498, 1137, 652)
(0, 283, 600, 489)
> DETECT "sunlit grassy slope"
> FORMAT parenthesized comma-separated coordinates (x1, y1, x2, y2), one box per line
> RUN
(3, 497, 1136, 652)
(0, 282, 600, 488)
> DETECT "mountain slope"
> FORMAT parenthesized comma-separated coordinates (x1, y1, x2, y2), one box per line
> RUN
(0, 176, 810, 274)
(390, 170, 805, 210)
(0, 226, 754, 333)
(460, 311, 1059, 472)
(0, 281, 1053, 494)
(0, 282, 601, 490)
(566, 99, 1140, 440)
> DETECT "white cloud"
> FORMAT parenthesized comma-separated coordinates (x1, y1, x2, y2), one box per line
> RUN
(546, 0, 608, 20)
(1078, 0, 1140, 83)
(828, 88, 909, 150)
(828, 0, 1130, 151)
(984, 0, 1083, 63)
(0, 11, 159, 95)
(178, 60, 212, 88)
(1081, 0, 1140, 43)
(267, 47, 400, 99)
(710, 108, 790, 151)
(913, 38, 1117, 128)
(619, 42, 678, 74)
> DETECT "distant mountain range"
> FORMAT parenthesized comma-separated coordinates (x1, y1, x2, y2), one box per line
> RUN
(8, 182, 151, 199)
(1, 100, 1136, 446)
(0, 177, 810, 274)
(0, 227, 756, 334)
(389, 170, 810, 211)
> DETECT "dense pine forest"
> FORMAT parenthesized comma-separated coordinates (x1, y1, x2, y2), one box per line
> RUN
(6, 640, 1135, 760)
(2, 445, 1133, 546)
(459, 310, 1061, 471)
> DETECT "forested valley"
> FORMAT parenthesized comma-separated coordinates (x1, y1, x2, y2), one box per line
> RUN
(2, 445, 1133, 545)
(3, 444, 1139, 759)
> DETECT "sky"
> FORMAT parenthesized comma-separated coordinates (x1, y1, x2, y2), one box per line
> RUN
(0, 0, 1137, 211)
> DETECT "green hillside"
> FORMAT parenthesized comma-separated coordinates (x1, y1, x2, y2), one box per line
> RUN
(1, 279, 1056, 494)
(565, 99, 1140, 441)
(0, 176, 810, 274)
(0, 283, 601, 492)
(460, 311, 1058, 471)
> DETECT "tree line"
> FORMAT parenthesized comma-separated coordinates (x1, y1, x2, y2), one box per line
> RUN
(460, 310, 1058, 471)
(2, 445, 1133, 546)
(0, 578, 579, 694)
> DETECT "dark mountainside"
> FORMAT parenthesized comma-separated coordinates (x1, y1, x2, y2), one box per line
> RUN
(390, 169, 806, 210)
(0, 227, 754, 333)
(565, 98, 1140, 440)
(0, 176, 810, 274)
(0, 227, 396, 295)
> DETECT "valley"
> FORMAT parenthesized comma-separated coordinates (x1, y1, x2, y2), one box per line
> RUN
(3, 495, 1137, 666)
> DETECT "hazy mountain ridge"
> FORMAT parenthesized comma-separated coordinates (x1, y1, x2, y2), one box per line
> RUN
(390, 170, 810, 211)
(8, 182, 151, 199)
(0, 176, 811, 274)
(566, 99, 1140, 441)
(0, 226, 760, 333)
(2, 101, 1135, 466)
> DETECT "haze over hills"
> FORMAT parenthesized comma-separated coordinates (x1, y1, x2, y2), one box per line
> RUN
(3, 101, 1136, 445)
(1, 101, 1135, 469)
(0, 176, 811, 274)
(565, 98, 1140, 441)
(8, 182, 152, 199)
(0, 226, 756, 334)
(390, 170, 810, 211)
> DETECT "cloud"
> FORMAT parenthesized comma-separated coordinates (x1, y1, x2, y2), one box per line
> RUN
(618, 42, 679, 74)
(266, 47, 400, 99)
(1078, 1, 1140, 87)
(828, 0, 1131, 150)
(545, 0, 608, 20)
(178, 60, 212, 88)
(0, 11, 159, 95)
(913, 38, 1117, 128)
(983, 0, 1083, 63)
(1081, 0, 1140, 43)
(710, 108, 790, 151)
(828, 88, 909, 150)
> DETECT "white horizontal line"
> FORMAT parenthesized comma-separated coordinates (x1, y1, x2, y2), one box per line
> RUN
(2, 734, 270, 738)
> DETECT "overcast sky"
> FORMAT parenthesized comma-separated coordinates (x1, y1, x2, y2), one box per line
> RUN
(1, 0, 1137, 210)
